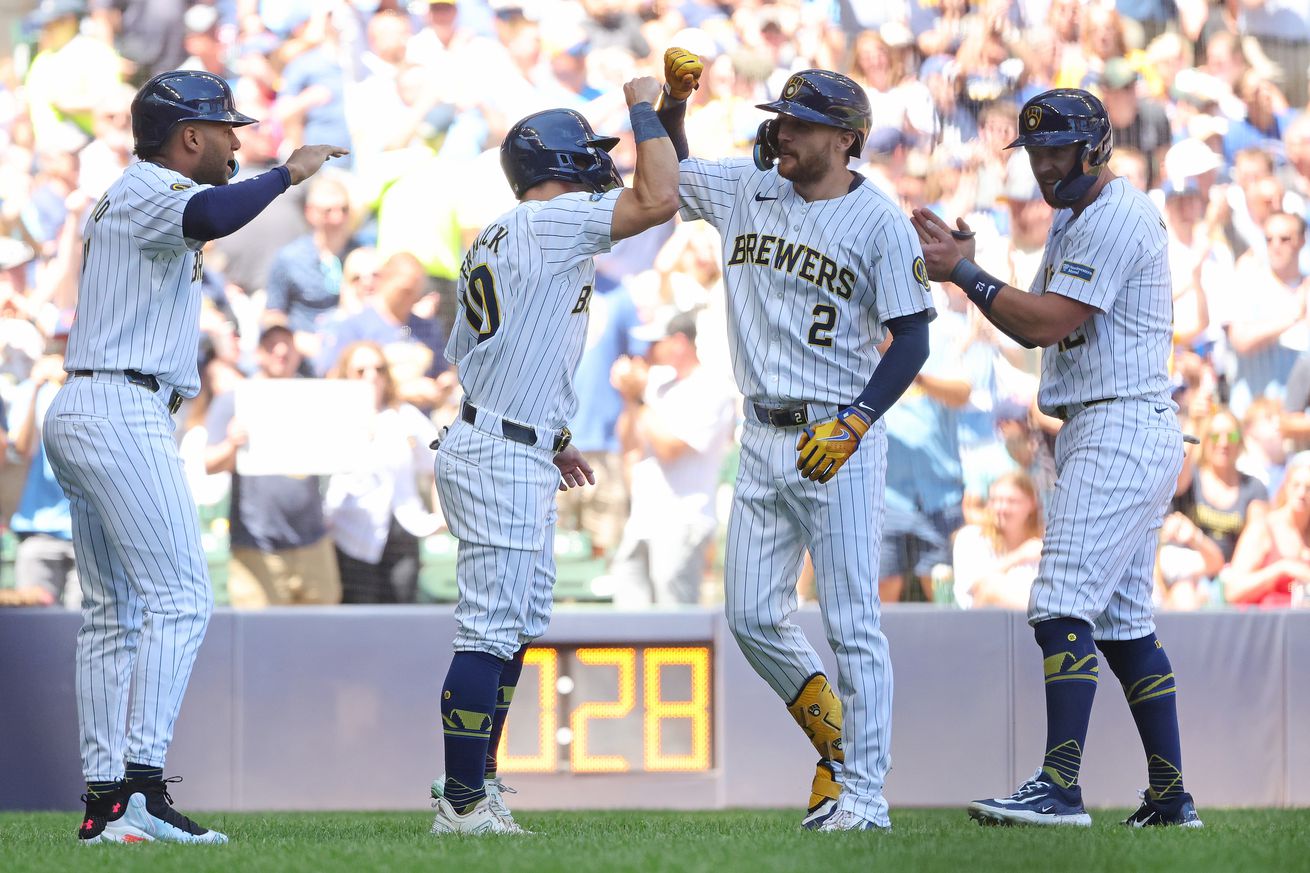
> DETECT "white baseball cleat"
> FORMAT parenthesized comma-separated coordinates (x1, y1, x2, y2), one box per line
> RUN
(429, 795, 518, 835)
(431, 775, 532, 834)
(816, 810, 890, 832)
(119, 778, 228, 844)
(484, 777, 533, 834)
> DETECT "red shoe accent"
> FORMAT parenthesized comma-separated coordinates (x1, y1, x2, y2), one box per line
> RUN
(81, 818, 94, 831)
(123, 835, 148, 843)
(111, 803, 122, 814)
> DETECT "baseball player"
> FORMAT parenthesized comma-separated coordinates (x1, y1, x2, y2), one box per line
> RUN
(658, 54, 934, 831)
(428, 77, 679, 835)
(44, 70, 346, 844)
(912, 89, 1202, 828)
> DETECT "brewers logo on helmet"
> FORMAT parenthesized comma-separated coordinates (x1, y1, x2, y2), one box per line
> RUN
(1006, 88, 1112, 207)
(131, 70, 256, 159)
(753, 69, 873, 169)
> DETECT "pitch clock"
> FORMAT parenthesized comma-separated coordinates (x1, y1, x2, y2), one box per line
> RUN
(497, 645, 713, 773)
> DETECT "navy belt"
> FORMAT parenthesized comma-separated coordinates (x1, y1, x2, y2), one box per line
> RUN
(752, 402, 810, 427)
(461, 400, 571, 453)
(1048, 397, 1115, 422)
(72, 369, 184, 415)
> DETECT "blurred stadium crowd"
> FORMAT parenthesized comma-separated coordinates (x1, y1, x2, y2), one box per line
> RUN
(0, 0, 1308, 612)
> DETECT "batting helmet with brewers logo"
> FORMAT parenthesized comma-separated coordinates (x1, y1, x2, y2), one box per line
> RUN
(1006, 88, 1112, 207)
(753, 69, 872, 170)
(131, 70, 256, 159)
(500, 109, 623, 200)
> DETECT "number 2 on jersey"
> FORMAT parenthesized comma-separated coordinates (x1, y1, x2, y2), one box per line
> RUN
(807, 304, 837, 347)
(463, 263, 502, 342)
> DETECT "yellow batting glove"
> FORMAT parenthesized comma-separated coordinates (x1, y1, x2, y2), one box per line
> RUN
(796, 407, 872, 483)
(663, 47, 703, 101)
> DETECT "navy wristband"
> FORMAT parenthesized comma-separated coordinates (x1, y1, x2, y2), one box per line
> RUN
(950, 259, 1004, 313)
(629, 102, 667, 144)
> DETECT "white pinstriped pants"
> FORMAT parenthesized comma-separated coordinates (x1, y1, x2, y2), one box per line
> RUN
(435, 419, 559, 661)
(44, 373, 212, 781)
(725, 417, 893, 828)
(1029, 399, 1184, 640)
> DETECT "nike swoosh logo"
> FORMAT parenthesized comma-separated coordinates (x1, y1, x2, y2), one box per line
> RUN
(817, 427, 852, 442)
(754, 193, 777, 201)
(1153, 406, 1169, 413)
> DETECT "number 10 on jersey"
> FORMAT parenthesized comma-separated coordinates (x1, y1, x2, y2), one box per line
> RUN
(463, 263, 502, 342)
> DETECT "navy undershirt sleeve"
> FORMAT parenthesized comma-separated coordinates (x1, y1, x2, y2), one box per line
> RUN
(182, 165, 292, 242)
(851, 309, 933, 423)
(656, 95, 689, 161)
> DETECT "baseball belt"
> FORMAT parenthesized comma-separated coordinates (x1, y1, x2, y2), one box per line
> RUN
(71, 369, 185, 415)
(1046, 397, 1116, 422)
(461, 400, 571, 453)
(752, 402, 812, 428)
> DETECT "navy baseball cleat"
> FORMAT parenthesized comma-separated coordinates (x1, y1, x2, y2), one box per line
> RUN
(967, 771, 1092, 827)
(1123, 790, 1204, 828)
(800, 760, 841, 830)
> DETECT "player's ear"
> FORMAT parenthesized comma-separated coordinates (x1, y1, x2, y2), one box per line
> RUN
(838, 130, 855, 157)
(176, 122, 202, 155)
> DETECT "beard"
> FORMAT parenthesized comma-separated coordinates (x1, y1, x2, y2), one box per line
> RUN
(776, 150, 828, 185)
(194, 137, 234, 186)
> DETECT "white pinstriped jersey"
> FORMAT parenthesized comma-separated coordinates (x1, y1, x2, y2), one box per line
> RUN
(64, 161, 210, 398)
(446, 188, 619, 430)
(1032, 178, 1174, 410)
(678, 158, 934, 406)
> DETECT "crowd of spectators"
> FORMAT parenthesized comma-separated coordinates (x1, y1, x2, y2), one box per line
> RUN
(0, 0, 1309, 612)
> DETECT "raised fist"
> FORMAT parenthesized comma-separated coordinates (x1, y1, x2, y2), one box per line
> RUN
(664, 47, 703, 101)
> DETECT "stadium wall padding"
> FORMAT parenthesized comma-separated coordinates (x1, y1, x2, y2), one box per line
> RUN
(0, 607, 1304, 810)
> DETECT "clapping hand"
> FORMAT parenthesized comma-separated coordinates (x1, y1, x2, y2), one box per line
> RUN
(911, 208, 975, 282)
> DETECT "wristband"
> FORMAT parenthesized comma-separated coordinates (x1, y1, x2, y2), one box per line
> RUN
(949, 258, 1004, 313)
(629, 102, 667, 144)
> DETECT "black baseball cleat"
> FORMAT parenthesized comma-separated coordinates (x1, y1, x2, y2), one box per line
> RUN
(119, 776, 229, 844)
(1123, 790, 1204, 828)
(78, 783, 150, 844)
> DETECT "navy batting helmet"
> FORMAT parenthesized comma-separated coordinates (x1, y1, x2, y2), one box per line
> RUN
(500, 109, 622, 200)
(1006, 88, 1112, 207)
(754, 69, 871, 168)
(131, 70, 256, 158)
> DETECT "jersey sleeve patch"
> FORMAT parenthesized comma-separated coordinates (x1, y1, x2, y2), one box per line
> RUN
(1058, 260, 1095, 281)
(170, 182, 192, 191)
(912, 256, 930, 292)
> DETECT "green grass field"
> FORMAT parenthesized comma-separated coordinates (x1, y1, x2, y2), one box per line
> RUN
(3, 809, 1308, 873)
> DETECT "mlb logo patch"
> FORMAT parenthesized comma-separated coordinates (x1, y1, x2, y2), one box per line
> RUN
(1059, 261, 1095, 281)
